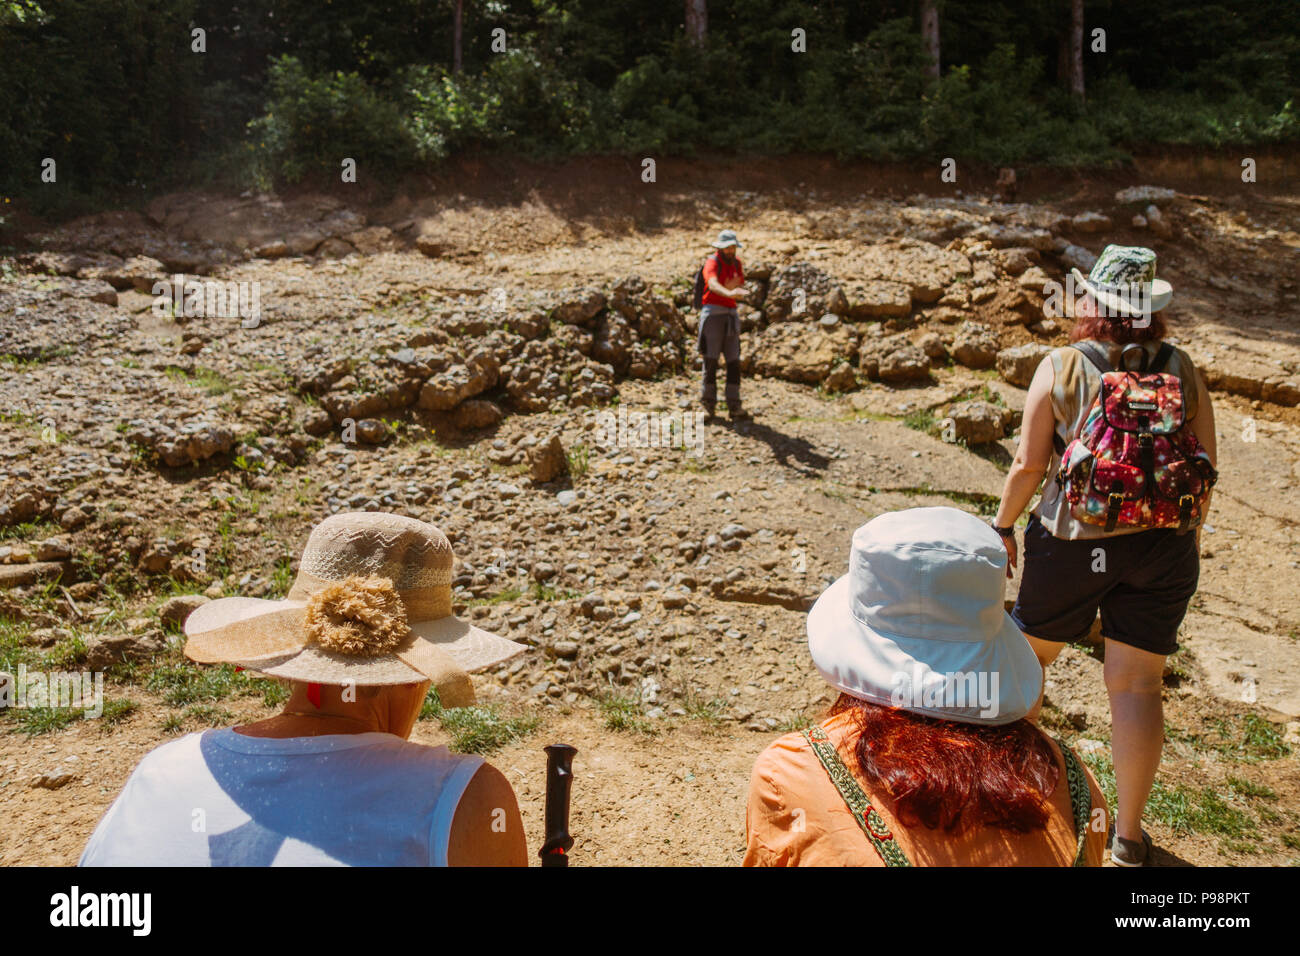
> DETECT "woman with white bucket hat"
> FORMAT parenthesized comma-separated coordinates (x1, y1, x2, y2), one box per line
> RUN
(81, 512, 529, 867)
(744, 507, 1107, 866)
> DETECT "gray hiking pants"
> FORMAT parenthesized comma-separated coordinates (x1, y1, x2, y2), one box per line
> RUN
(698, 307, 741, 407)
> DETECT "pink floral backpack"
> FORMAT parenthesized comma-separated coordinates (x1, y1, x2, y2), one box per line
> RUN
(1056, 341, 1217, 534)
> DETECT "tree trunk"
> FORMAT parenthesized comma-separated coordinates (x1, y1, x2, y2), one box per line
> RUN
(1068, 0, 1085, 101)
(453, 0, 464, 73)
(685, 0, 708, 48)
(920, 0, 940, 79)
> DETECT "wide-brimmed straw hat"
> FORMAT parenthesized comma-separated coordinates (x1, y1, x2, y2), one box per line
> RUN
(807, 507, 1041, 725)
(1071, 244, 1172, 318)
(183, 513, 526, 706)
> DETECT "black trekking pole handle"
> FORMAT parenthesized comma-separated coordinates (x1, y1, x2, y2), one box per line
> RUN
(539, 743, 577, 867)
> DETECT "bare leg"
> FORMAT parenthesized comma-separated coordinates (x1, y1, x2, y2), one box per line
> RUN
(1103, 638, 1166, 844)
(1022, 632, 1063, 724)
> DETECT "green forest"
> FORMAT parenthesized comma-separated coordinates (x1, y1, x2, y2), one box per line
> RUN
(2, 0, 1297, 209)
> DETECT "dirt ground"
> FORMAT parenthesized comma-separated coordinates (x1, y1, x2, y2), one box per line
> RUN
(2, 154, 1298, 866)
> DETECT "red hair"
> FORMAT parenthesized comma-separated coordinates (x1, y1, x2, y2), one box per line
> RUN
(828, 694, 1060, 834)
(1069, 291, 1167, 344)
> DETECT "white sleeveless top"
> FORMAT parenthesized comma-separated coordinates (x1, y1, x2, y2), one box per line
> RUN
(1034, 338, 1205, 540)
(79, 729, 483, 866)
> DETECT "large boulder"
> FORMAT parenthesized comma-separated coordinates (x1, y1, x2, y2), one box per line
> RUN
(529, 434, 567, 483)
(997, 344, 1053, 387)
(84, 630, 168, 670)
(451, 400, 505, 430)
(749, 322, 859, 384)
(859, 332, 931, 383)
(552, 288, 607, 326)
(946, 400, 1007, 445)
(855, 240, 973, 304)
(845, 279, 913, 319)
(125, 420, 237, 467)
(763, 262, 848, 322)
(417, 352, 500, 411)
(950, 322, 1001, 370)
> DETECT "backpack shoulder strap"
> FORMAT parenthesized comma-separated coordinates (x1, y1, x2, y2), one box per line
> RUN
(1149, 341, 1175, 375)
(1054, 737, 1092, 867)
(803, 725, 911, 866)
(1070, 341, 1113, 374)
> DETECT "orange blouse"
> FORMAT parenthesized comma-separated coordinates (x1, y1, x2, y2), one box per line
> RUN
(744, 711, 1109, 866)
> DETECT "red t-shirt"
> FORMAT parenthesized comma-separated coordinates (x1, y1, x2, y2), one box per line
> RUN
(702, 253, 744, 308)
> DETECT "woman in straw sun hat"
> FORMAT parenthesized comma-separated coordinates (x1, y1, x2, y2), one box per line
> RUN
(993, 244, 1216, 866)
(744, 507, 1108, 867)
(81, 512, 529, 867)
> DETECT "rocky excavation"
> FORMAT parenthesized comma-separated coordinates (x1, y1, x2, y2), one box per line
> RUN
(2, 161, 1299, 865)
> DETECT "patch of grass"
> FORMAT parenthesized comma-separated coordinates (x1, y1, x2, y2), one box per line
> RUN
(268, 558, 295, 599)
(418, 686, 540, 754)
(774, 712, 814, 733)
(1202, 714, 1293, 763)
(679, 686, 728, 726)
(465, 586, 524, 608)
(0, 614, 37, 672)
(901, 407, 938, 433)
(44, 632, 88, 670)
(12, 705, 83, 736)
(1143, 779, 1260, 848)
(145, 660, 278, 707)
(565, 442, 590, 479)
(99, 698, 139, 726)
(1227, 775, 1277, 801)
(0, 518, 60, 541)
(166, 365, 235, 396)
(886, 482, 1001, 517)
(184, 704, 236, 726)
(598, 690, 658, 735)
(262, 680, 291, 708)
(161, 713, 186, 734)
(529, 582, 579, 602)
(1081, 752, 1120, 811)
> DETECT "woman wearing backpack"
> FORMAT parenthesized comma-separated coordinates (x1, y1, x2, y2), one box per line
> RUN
(993, 245, 1218, 866)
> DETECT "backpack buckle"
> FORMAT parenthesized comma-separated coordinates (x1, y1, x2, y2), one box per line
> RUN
(1177, 494, 1195, 535)
(1105, 489, 1125, 533)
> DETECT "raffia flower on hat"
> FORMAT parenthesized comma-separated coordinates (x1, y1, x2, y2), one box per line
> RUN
(304, 575, 411, 657)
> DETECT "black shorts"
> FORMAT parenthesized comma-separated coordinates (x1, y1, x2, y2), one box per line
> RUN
(1010, 513, 1199, 656)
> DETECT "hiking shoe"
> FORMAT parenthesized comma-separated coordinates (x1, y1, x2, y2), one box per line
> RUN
(701, 398, 717, 419)
(728, 404, 752, 421)
(1108, 825, 1153, 867)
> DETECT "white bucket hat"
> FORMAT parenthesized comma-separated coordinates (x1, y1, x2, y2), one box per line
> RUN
(807, 507, 1042, 725)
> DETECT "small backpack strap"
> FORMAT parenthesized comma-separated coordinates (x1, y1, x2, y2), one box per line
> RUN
(1054, 737, 1092, 867)
(803, 725, 911, 867)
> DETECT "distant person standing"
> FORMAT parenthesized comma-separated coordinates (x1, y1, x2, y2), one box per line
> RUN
(695, 229, 751, 420)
